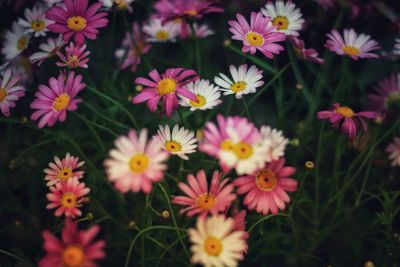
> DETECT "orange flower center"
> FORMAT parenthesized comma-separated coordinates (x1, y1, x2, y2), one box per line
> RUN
(165, 141, 182, 153)
(256, 168, 277, 191)
(157, 78, 177, 95)
(67, 16, 87, 31)
(62, 246, 85, 267)
(336, 106, 354, 117)
(0, 88, 7, 102)
(232, 142, 253, 159)
(272, 16, 289, 30)
(17, 36, 28, 50)
(190, 94, 206, 108)
(53, 93, 71, 111)
(61, 192, 77, 208)
(184, 9, 198, 16)
(342, 46, 359, 56)
(66, 55, 81, 68)
(196, 193, 216, 210)
(129, 154, 149, 173)
(58, 167, 74, 181)
(204, 237, 223, 256)
(246, 32, 264, 46)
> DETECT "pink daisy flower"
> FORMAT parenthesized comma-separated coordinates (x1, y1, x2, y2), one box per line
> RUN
(367, 73, 400, 115)
(234, 158, 298, 215)
(43, 153, 85, 186)
(317, 103, 377, 140)
(45, 0, 109, 45)
(232, 209, 249, 252)
(172, 170, 236, 218)
(39, 219, 105, 267)
(56, 42, 90, 69)
(133, 68, 199, 116)
(386, 137, 400, 167)
(289, 36, 324, 64)
(228, 12, 286, 58)
(30, 71, 86, 128)
(104, 129, 169, 194)
(29, 35, 64, 66)
(0, 69, 25, 117)
(325, 28, 380, 60)
(46, 177, 90, 218)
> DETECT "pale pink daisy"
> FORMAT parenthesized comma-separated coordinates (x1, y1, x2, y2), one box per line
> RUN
(367, 73, 400, 115)
(39, 219, 106, 267)
(260, 125, 289, 162)
(56, 42, 90, 69)
(325, 28, 380, 60)
(18, 5, 52, 37)
(228, 12, 286, 58)
(143, 18, 180, 42)
(188, 23, 214, 38)
(232, 209, 249, 252)
(172, 170, 236, 218)
(43, 153, 85, 186)
(289, 36, 324, 64)
(234, 158, 298, 215)
(29, 35, 64, 65)
(0, 69, 25, 117)
(394, 38, 400, 55)
(104, 129, 169, 194)
(30, 71, 86, 128)
(386, 137, 400, 167)
(46, 177, 90, 218)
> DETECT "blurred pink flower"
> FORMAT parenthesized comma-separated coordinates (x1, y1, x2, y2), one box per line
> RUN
(39, 219, 105, 267)
(133, 68, 199, 116)
(317, 103, 377, 139)
(0, 69, 25, 117)
(289, 37, 324, 64)
(232, 209, 249, 252)
(367, 73, 400, 115)
(234, 158, 298, 215)
(172, 170, 235, 218)
(57, 42, 90, 69)
(29, 35, 64, 66)
(386, 137, 400, 167)
(46, 0, 109, 44)
(43, 153, 85, 186)
(315, 0, 335, 9)
(228, 12, 286, 58)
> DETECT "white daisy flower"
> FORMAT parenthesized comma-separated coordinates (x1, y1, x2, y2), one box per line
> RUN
(44, 0, 64, 6)
(188, 214, 247, 267)
(29, 35, 64, 65)
(179, 79, 222, 111)
(157, 125, 197, 160)
(100, 0, 135, 12)
(260, 125, 289, 162)
(386, 137, 400, 167)
(1, 22, 30, 60)
(214, 64, 264, 99)
(261, 0, 305, 36)
(189, 23, 214, 38)
(143, 18, 180, 42)
(18, 5, 52, 37)
(393, 38, 400, 56)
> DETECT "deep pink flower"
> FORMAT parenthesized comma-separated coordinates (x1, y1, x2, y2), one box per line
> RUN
(46, 0, 109, 44)
(234, 158, 298, 215)
(228, 12, 286, 58)
(0, 69, 25, 117)
(30, 71, 85, 128)
(57, 42, 90, 69)
(289, 36, 324, 64)
(43, 153, 85, 186)
(317, 103, 377, 139)
(133, 68, 199, 116)
(367, 73, 400, 115)
(39, 219, 105, 267)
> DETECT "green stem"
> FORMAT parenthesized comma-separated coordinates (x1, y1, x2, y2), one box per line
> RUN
(190, 23, 202, 75)
(242, 97, 252, 120)
(227, 45, 277, 74)
(0, 249, 33, 267)
(85, 102, 130, 130)
(248, 213, 288, 233)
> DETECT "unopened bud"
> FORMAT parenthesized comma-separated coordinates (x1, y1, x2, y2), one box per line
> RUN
(305, 161, 314, 170)
(161, 210, 170, 219)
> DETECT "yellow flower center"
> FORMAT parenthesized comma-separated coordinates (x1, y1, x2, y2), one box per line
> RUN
(220, 139, 233, 150)
(0, 88, 7, 102)
(230, 81, 247, 93)
(157, 78, 177, 96)
(190, 94, 206, 108)
(232, 142, 253, 159)
(155, 30, 170, 41)
(246, 32, 264, 46)
(336, 106, 354, 118)
(67, 16, 87, 31)
(61, 193, 77, 209)
(272, 16, 290, 30)
(62, 246, 85, 267)
(129, 154, 149, 173)
(113, 0, 128, 9)
(255, 168, 277, 191)
(31, 20, 46, 32)
(204, 237, 223, 256)
(342, 46, 360, 56)
(184, 9, 198, 16)
(53, 93, 71, 111)
(165, 140, 182, 153)
(196, 193, 216, 210)
(58, 167, 73, 181)
(67, 55, 81, 68)
(17, 36, 27, 50)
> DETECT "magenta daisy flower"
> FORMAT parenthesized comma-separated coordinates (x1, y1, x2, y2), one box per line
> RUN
(30, 71, 86, 128)
(289, 36, 324, 64)
(45, 0, 109, 45)
(39, 219, 105, 267)
(228, 12, 286, 58)
(0, 69, 25, 117)
(43, 153, 85, 186)
(133, 68, 199, 116)
(367, 73, 400, 115)
(56, 42, 90, 69)
(234, 158, 298, 215)
(317, 103, 377, 140)
(172, 170, 236, 218)
(324, 28, 380, 60)
(386, 137, 400, 167)
(46, 177, 90, 218)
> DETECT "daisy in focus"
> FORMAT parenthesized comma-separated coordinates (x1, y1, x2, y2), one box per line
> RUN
(29, 35, 64, 65)
(133, 68, 199, 116)
(30, 71, 86, 128)
(234, 158, 298, 215)
(18, 5, 52, 37)
(101, 0, 135, 12)
(43, 153, 85, 186)
(56, 42, 90, 69)
(325, 28, 380, 60)
(228, 12, 286, 58)
(157, 124, 197, 160)
(39, 219, 106, 267)
(188, 214, 247, 267)
(179, 79, 222, 111)
(260, 125, 289, 162)
(260, 0, 305, 36)
(0, 69, 25, 117)
(46, 177, 90, 218)
(1, 22, 30, 60)
(172, 170, 236, 218)
(289, 37, 324, 64)
(367, 73, 400, 116)
(143, 18, 180, 42)
(386, 137, 400, 167)
(317, 103, 377, 140)
(214, 64, 264, 99)
(104, 129, 169, 194)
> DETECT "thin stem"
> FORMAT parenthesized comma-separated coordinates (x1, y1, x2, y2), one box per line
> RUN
(242, 97, 252, 120)
(248, 213, 288, 233)
(0, 249, 33, 267)
(190, 23, 202, 75)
